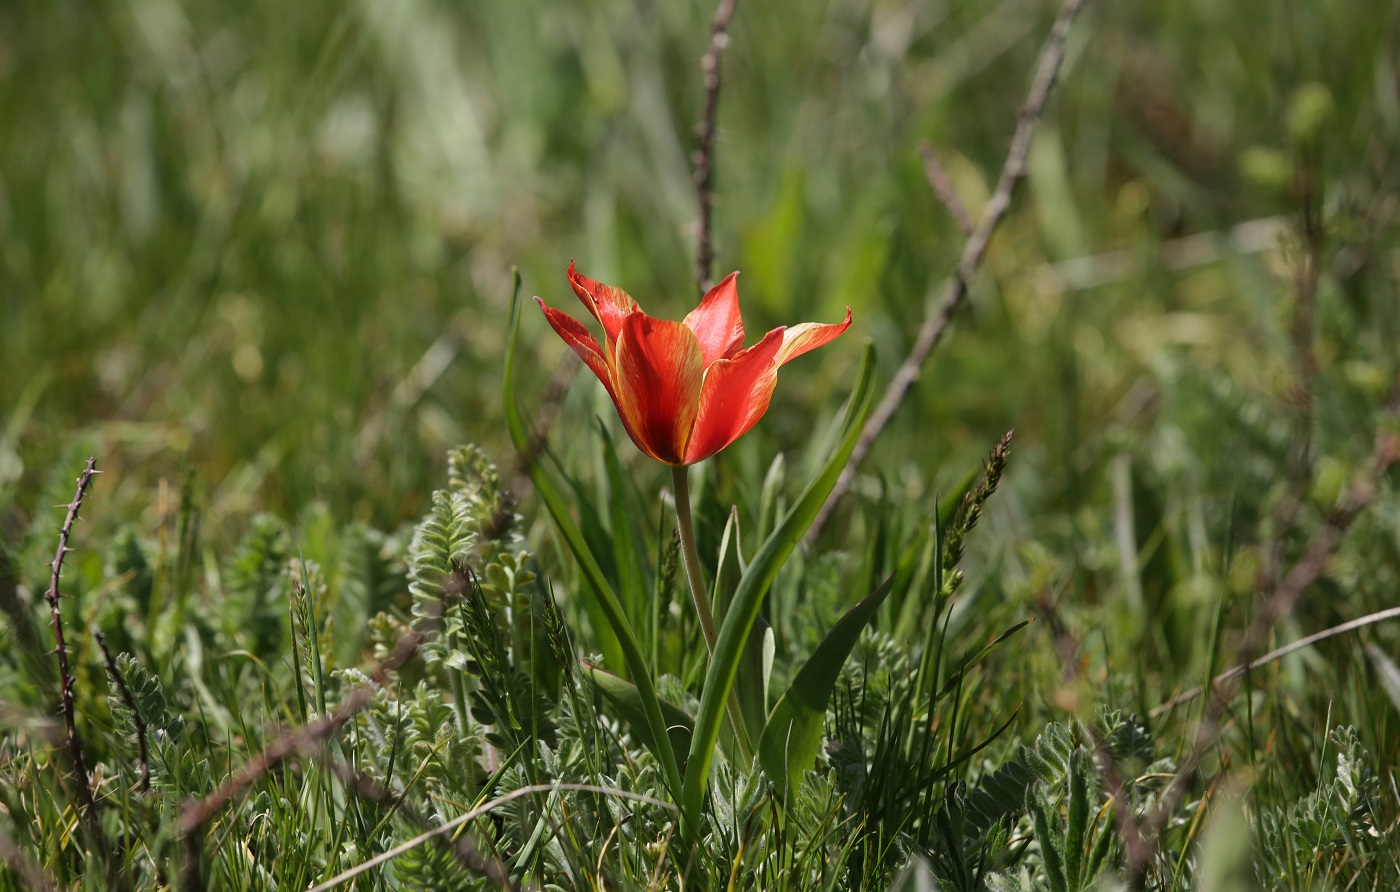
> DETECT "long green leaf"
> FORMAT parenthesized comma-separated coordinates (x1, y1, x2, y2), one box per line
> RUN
(502, 269, 682, 799)
(681, 342, 876, 831)
(712, 507, 773, 743)
(598, 419, 650, 632)
(758, 573, 895, 801)
(582, 661, 693, 773)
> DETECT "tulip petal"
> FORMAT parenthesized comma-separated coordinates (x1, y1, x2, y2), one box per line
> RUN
(683, 272, 745, 364)
(775, 308, 853, 366)
(535, 298, 616, 397)
(682, 328, 785, 465)
(611, 313, 705, 465)
(568, 260, 639, 348)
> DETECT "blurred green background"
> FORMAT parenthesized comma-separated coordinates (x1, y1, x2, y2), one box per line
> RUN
(3, 0, 1398, 672)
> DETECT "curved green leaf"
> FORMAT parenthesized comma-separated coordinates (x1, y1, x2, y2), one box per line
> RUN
(503, 269, 682, 799)
(681, 342, 876, 832)
(759, 573, 895, 801)
(582, 661, 693, 773)
(712, 507, 771, 742)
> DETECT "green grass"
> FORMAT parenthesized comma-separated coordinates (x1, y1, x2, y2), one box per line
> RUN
(2, 0, 1400, 888)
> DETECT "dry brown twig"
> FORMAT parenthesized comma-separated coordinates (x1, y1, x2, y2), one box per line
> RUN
(510, 354, 578, 498)
(1121, 431, 1400, 889)
(306, 783, 676, 892)
(920, 143, 975, 237)
(809, 0, 1087, 540)
(315, 752, 515, 890)
(1032, 413, 1397, 886)
(693, 0, 741, 295)
(1150, 605, 1400, 718)
(46, 456, 103, 835)
(0, 824, 57, 892)
(178, 615, 431, 890)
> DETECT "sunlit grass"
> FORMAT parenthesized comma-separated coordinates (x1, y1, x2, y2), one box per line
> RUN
(2, 0, 1399, 888)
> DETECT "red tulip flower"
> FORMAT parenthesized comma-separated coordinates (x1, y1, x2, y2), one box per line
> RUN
(536, 262, 852, 466)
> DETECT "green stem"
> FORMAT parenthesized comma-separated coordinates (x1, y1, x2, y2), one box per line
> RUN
(671, 465, 753, 761)
(671, 466, 719, 652)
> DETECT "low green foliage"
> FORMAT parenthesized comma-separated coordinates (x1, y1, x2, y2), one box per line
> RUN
(4, 0, 1400, 887)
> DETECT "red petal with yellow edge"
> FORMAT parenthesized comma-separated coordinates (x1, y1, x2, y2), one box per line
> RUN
(776, 308, 853, 365)
(683, 272, 745, 365)
(682, 328, 785, 465)
(535, 298, 617, 397)
(610, 313, 705, 465)
(567, 260, 639, 348)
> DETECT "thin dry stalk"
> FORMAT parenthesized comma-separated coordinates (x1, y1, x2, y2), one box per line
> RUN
(1123, 432, 1400, 889)
(1150, 605, 1400, 718)
(95, 630, 151, 793)
(316, 753, 514, 890)
(306, 784, 676, 892)
(693, 0, 741, 295)
(45, 456, 102, 832)
(920, 143, 975, 237)
(177, 619, 430, 890)
(810, 0, 1087, 540)
(0, 824, 57, 892)
(510, 354, 578, 497)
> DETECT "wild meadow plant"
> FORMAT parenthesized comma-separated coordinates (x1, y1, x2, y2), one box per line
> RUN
(4, 0, 1400, 888)
(1, 260, 1394, 890)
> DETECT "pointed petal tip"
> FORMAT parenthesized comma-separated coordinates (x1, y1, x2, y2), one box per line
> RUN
(685, 271, 747, 364)
(775, 309, 853, 366)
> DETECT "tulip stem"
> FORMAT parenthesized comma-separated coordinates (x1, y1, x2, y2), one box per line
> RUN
(671, 465, 754, 760)
(671, 465, 719, 653)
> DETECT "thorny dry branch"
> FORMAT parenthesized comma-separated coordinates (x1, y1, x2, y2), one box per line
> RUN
(0, 824, 57, 892)
(178, 614, 432, 890)
(315, 752, 515, 890)
(45, 456, 103, 839)
(1121, 430, 1399, 889)
(809, 0, 1087, 540)
(693, 0, 741, 295)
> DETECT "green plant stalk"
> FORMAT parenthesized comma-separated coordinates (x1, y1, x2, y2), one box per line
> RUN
(502, 269, 683, 803)
(681, 343, 875, 833)
(670, 465, 719, 651)
(671, 464, 754, 760)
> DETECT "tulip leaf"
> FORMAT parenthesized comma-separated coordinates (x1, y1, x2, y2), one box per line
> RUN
(681, 342, 877, 833)
(711, 507, 772, 743)
(503, 270, 682, 799)
(758, 573, 895, 802)
(582, 661, 693, 774)
(597, 419, 652, 634)
(756, 453, 786, 545)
